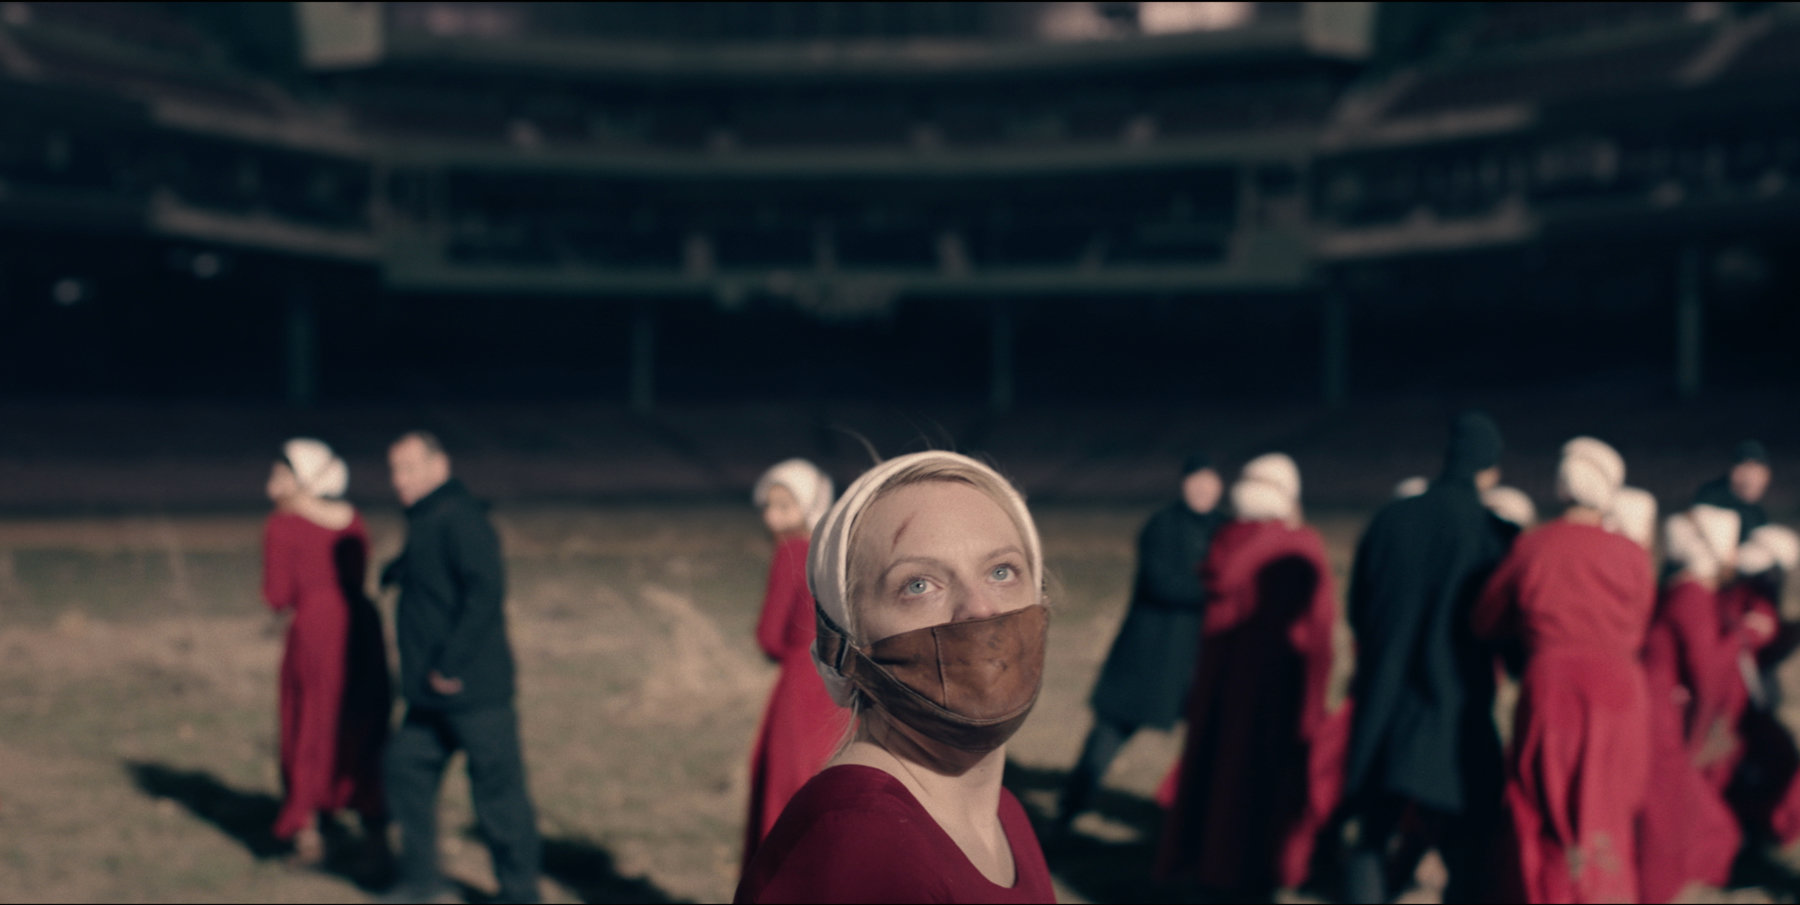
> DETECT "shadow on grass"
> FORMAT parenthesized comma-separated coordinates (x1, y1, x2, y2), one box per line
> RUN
(540, 835, 688, 904)
(122, 759, 386, 891)
(444, 825, 685, 904)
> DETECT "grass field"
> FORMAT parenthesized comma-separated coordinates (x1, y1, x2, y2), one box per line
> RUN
(2, 390, 1798, 903)
(2, 502, 1319, 904)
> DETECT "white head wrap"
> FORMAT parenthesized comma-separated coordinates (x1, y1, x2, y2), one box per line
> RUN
(753, 458, 835, 532)
(1556, 436, 1625, 511)
(1393, 476, 1429, 499)
(1664, 504, 1741, 583)
(282, 437, 348, 500)
(1482, 485, 1537, 529)
(807, 451, 1043, 708)
(1603, 486, 1658, 549)
(1739, 524, 1800, 577)
(1230, 452, 1301, 522)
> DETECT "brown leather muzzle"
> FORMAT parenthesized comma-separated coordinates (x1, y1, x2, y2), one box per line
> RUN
(817, 603, 1049, 753)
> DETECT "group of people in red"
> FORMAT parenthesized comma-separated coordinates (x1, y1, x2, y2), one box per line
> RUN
(263, 418, 1794, 905)
(732, 416, 1798, 905)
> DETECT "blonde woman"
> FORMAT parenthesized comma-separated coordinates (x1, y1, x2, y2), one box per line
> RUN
(736, 451, 1054, 904)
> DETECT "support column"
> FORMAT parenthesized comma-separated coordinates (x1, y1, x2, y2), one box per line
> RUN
(1321, 291, 1348, 409)
(1676, 244, 1703, 401)
(284, 286, 316, 408)
(630, 300, 655, 414)
(990, 300, 1014, 415)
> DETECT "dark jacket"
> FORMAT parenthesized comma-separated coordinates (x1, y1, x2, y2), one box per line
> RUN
(1342, 480, 1513, 815)
(1089, 501, 1223, 729)
(384, 478, 515, 711)
(1695, 476, 1768, 543)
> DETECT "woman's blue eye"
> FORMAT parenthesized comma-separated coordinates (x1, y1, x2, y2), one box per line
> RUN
(905, 579, 930, 595)
(992, 565, 1014, 581)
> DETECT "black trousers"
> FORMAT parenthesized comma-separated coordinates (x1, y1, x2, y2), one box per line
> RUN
(1057, 715, 1140, 828)
(385, 703, 541, 903)
(1342, 791, 1501, 904)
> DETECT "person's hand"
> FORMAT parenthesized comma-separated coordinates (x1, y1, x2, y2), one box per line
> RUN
(379, 556, 404, 589)
(1694, 717, 1737, 768)
(428, 671, 463, 696)
(1744, 609, 1777, 643)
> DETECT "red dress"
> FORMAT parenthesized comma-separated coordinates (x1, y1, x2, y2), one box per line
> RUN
(1155, 518, 1348, 894)
(1636, 579, 1741, 904)
(734, 764, 1056, 904)
(1701, 581, 1780, 790)
(1713, 579, 1800, 845)
(263, 511, 391, 839)
(742, 536, 849, 869)
(1473, 518, 1655, 904)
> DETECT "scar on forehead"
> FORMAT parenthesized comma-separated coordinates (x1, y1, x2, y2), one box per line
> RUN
(886, 513, 918, 549)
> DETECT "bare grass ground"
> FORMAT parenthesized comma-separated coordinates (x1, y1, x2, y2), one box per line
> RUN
(0, 503, 1796, 903)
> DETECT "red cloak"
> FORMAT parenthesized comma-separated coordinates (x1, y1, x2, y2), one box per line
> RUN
(1473, 518, 1655, 904)
(741, 535, 848, 871)
(263, 511, 390, 840)
(1637, 578, 1742, 904)
(1155, 518, 1347, 894)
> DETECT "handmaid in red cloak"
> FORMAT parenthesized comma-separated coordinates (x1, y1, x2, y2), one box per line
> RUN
(1156, 452, 1349, 898)
(262, 438, 391, 867)
(1636, 505, 1743, 904)
(1473, 437, 1655, 904)
(740, 460, 848, 875)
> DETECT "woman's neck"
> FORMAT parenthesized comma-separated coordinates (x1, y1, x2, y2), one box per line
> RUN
(1677, 568, 1720, 591)
(837, 717, 1007, 835)
(280, 495, 355, 530)
(1562, 505, 1605, 526)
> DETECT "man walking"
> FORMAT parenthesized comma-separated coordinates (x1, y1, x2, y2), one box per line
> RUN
(1695, 439, 1771, 543)
(1054, 453, 1224, 839)
(382, 430, 540, 904)
(1340, 411, 1516, 902)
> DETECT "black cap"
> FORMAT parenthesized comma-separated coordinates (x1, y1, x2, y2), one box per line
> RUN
(1735, 440, 1769, 465)
(1442, 410, 1503, 481)
(1181, 452, 1215, 477)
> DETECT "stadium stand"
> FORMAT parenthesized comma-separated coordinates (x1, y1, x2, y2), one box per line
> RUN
(1, 2, 1797, 405)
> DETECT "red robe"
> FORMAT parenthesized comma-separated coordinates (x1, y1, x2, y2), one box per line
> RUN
(1636, 578, 1741, 904)
(263, 511, 390, 839)
(1702, 580, 1781, 790)
(1473, 518, 1655, 904)
(742, 536, 848, 870)
(735, 765, 1055, 904)
(1156, 518, 1347, 894)
(1712, 579, 1800, 847)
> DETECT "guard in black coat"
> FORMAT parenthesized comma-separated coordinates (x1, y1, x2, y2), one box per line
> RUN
(1694, 439, 1771, 543)
(1339, 412, 1515, 903)
(381, 431, 541, 904)
(1054, 453, 1224, 837)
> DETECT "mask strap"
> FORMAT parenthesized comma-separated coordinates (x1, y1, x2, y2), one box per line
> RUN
(814, 603, 857, 677)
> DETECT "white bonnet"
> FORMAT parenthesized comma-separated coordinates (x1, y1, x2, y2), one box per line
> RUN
(282, 437, 348, 500)
(1603, 486, 1658, 549)
(1740, 524, 1800, 576)
(1556, 436, 1625, 511)
(753, 458, 835, 532)
(1483, 485, 1538, 528)
(1231, 452, 1301, 522)
(1664, 504, 1741, 582)
(806, 451, 1042, 708)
